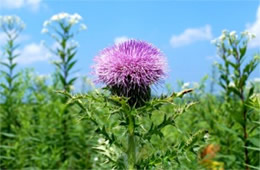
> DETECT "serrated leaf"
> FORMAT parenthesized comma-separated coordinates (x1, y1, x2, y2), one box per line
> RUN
(67, 60, 77, 72)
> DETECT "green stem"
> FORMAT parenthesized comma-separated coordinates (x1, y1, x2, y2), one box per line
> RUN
(128, 114, 136, 170)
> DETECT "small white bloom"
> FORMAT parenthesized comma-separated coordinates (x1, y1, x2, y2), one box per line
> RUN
(241, 31, 249, 36)
(72, 13, 82, 21)
(204, 133, 209, 140)
(69, 18, 78, 25)
(104, 140, 109, 145)
(51, 15, 59, 21)
(41, 28, 48, 34)
(79, 24, 87, 30)
(50, 13, 68, 21)
(69, 85, 75, 91)
(69, 13, 82, 25)
(250, 33, 256, 39)
(245, 31, 256, 39)
(0, 15, 25, 31)
(219, 34, 226, 41)
(94, 157, 98, 161)
(229, 31, 236, 37)
(229, 82, 235, 87)
(222, 29, 228, 35)
(43, 20, 50, 27)
(59, 12, 69, 20)
(182, 82, 190, 89)
(98, 138, 105, 144)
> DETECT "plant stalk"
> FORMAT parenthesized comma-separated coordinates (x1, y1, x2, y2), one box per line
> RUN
(235, 49, 250, 170)
(128, 114, 136, 170)
(242, 105, 249, 170)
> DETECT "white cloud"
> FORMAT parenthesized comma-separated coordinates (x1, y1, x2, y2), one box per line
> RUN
(114, 36, 129, 45)
(170, 25, 213, 48)
(0, 0, 24, 9)
(0, 0, 41, 11)
(16, 42, 51, 65)
(246, 6, 260, 48)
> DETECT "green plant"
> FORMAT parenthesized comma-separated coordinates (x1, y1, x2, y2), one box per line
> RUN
(0, 15, 25, 132)
(0, 16, 25, 167)
(59, 86, 208, 169)
(212, 30, 259, 169)
(42, 12, 87, 162)
(42, 12, 87, 92)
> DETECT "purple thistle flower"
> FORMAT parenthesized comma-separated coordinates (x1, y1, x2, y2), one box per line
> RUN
(93, 39, 167, 107)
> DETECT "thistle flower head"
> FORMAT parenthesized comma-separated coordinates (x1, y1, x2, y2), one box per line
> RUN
(93, 39, 167, 107)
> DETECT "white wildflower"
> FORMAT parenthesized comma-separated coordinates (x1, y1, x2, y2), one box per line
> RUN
(69, 85, 75, 91)
(45, 12, 85, 28)
(241, 31, 249, 36)
(50, 13, 68, 21)
(79, 24, 87, 30)
(98, 138, 105, 144)
(242, 31, 256, 40)
(69, 13, 82, 25)
(59, 12, 69, 20)
(204, 132, 209, 140)
(43, 20, 50, 27)
(72, 13, 82, 21)
(0, 15, 25, 31)
(69, 18, 77, 25)
(250, 33, 256, 39)
(229, 82, 235, 87)
(41, 28, 48, 34)
(229, 31, 237, 38)
(182, 82, 190, 89)
(219, 34, 226, 41)
(51, 15, 59, 21)
(222, 29, 228, 35)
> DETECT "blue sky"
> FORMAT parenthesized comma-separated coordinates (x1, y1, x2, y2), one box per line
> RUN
(0, 0, 260, 90)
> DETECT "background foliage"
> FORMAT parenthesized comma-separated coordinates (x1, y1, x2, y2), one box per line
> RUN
(0, 15, 259, 169)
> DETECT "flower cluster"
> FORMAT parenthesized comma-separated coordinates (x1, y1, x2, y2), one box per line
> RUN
(211, 30, 255, 45)
(41, 12, 87, 34)
(0, 15, 25, 35)
(93, 39, 167, 107)
(211, 30, 256, 58)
